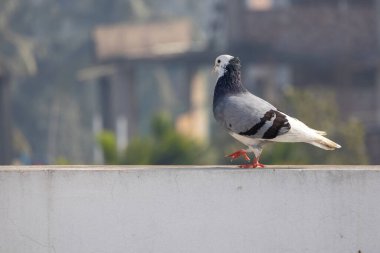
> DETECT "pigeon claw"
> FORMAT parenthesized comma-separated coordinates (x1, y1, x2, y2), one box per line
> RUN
(225, 149, 250, 161)
(239, 158, 265, 169)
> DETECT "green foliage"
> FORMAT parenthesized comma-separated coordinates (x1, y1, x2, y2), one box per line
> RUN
(55, 156, 71, 165)
(96, 131, 118, 165)
(124, 113, 215, 165)
(327, 118, 368, 164)
(98, 113, 216, 165)
(122, 137, 154, 165)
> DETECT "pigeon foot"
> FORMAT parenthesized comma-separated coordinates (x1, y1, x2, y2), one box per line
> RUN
(226, 149, 250, 161)
(239, 158, 265, 168)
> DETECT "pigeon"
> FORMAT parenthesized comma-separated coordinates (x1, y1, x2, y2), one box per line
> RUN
(212, 54, 341, 168)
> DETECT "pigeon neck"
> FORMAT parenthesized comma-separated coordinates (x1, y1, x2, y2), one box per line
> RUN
(214, 64, 246, 96)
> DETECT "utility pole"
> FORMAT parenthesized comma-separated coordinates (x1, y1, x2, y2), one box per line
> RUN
(0, 64, 13, 164)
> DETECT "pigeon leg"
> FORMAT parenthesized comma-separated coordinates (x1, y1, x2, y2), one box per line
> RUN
(239, 158, 265, 168)
(225, 149, 250, 161)
(239, 145, 265, 168)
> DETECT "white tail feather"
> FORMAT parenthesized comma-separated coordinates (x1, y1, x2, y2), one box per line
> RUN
(312, 129, 327, 136)
(309, 135, 341, 150)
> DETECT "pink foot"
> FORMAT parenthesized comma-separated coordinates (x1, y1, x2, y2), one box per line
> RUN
(225, 149, 250, 161)
(239, 158, 265, 168)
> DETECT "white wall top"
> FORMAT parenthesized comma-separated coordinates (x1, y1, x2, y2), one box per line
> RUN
(0, 165, 379, 253)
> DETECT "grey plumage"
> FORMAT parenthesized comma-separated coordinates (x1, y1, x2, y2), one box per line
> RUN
(214, 92, 290, 139)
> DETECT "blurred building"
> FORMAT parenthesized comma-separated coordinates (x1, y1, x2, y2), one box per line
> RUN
(89, 0, 380, 163)
(85, 18, 212, 163)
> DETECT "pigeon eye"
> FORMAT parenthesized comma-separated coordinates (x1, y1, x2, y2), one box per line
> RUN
(217, 59, 221, 64)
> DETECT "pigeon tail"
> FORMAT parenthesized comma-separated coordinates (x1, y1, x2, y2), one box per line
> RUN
(311, 129, 327, 136)
(309, 135, 341, 150)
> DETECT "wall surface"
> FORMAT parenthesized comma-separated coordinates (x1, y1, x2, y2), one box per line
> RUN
(0, 165, 379, 253)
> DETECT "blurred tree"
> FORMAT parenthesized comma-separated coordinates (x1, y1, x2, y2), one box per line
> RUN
(97, 131, 118, 165)
(211, 87, 369, 165)
(126, 113, 218, 165)
(55, 156, 71, 165)
(0, 0, 37, 76)
(98, 113, 217, 165)
(122, 137, 154, 165)
(0, 0, 38, 164)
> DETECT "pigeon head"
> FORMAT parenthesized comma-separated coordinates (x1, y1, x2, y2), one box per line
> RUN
(212, 54, 245, 99)
(214, 55, 240, 78)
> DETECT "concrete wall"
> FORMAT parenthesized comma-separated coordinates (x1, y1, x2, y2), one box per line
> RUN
(1, 165, 379, 253)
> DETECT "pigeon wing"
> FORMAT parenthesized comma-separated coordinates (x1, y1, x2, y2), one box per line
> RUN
(216, 93, 291, 139)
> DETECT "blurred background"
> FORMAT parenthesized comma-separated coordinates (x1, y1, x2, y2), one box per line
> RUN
(0, 0, 378, 165)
